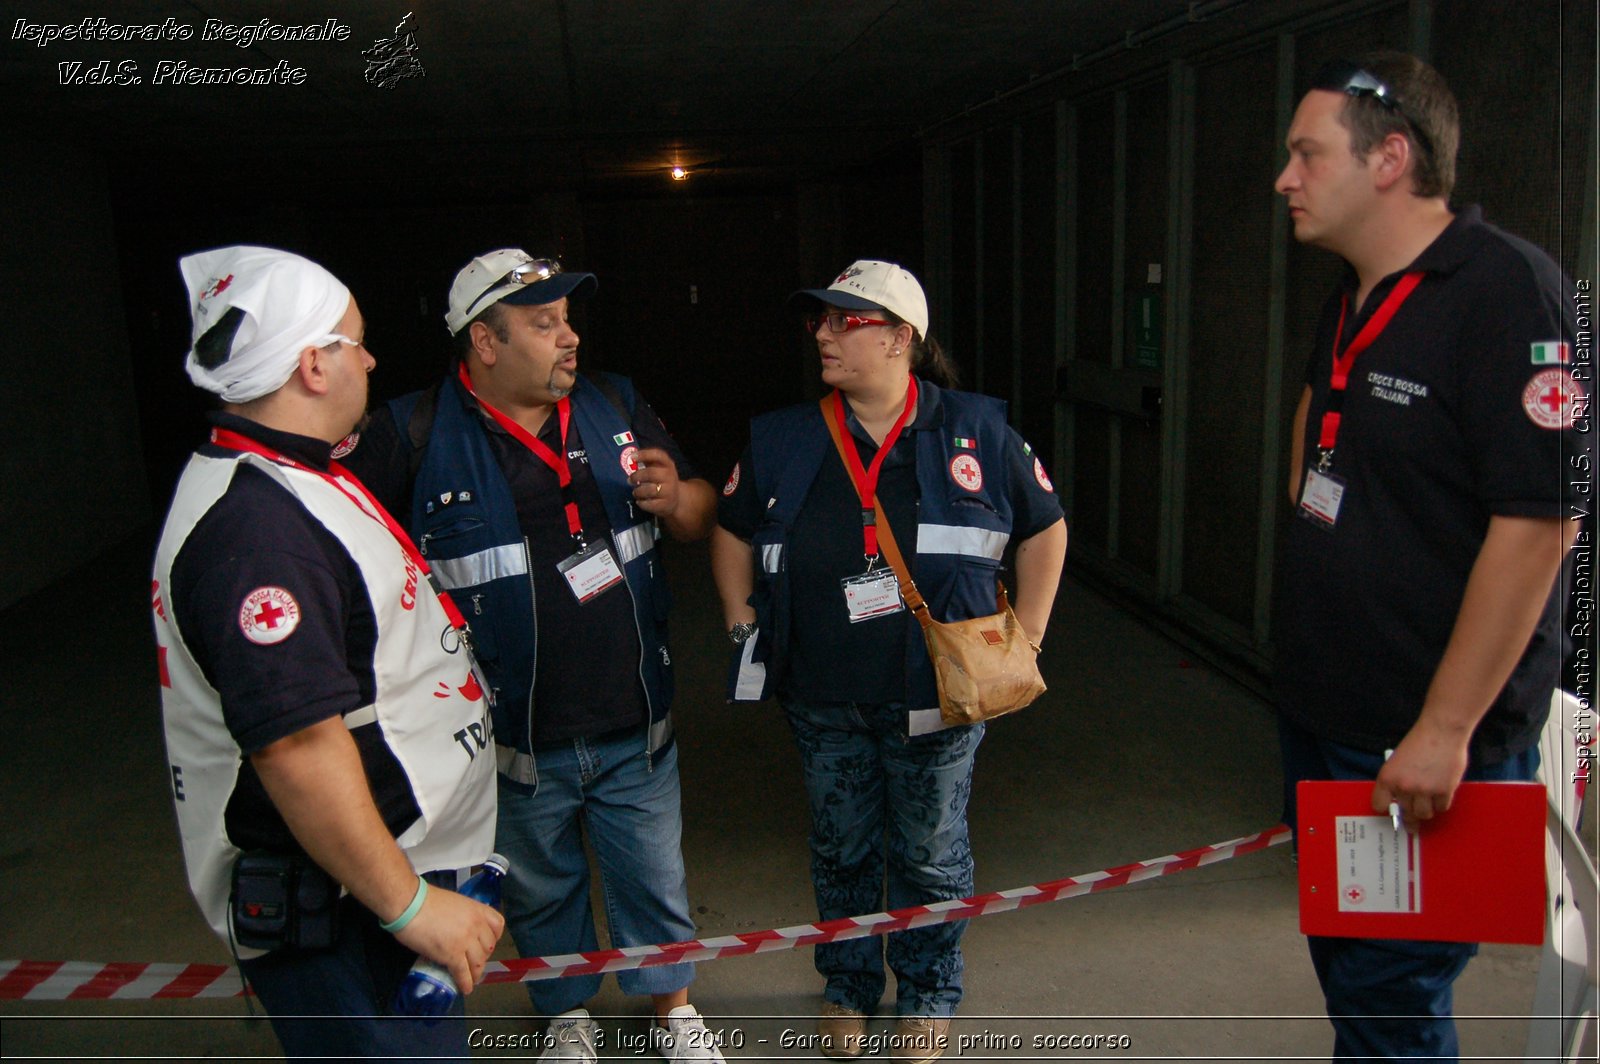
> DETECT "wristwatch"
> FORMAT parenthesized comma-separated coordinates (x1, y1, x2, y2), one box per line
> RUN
(728, 622, 757, 645)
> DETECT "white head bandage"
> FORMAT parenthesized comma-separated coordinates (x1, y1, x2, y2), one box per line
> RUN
(180, 246, 351, 403)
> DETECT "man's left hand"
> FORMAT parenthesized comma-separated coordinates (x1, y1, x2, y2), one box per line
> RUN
(630, 447, 681, 517)
(1370, 717, 1472, 823)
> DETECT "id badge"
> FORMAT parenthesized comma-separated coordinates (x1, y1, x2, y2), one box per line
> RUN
(1298, 467, 1346, 530)
(841, 568, 904, 623)
(557, 541, 625, 603)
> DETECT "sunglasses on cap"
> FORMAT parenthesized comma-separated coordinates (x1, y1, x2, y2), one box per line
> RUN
(804, 311, 893, 335)
(464, 258, 565, 317)
(1312, 60, 1435, 167)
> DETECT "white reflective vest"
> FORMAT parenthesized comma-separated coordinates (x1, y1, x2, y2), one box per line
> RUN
(152, 449, 496, 948)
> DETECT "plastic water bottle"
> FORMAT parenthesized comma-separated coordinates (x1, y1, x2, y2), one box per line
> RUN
(392, 853, 509, 1019)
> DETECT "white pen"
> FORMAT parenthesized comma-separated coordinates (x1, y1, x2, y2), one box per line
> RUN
(1384, 748, 1401, 832)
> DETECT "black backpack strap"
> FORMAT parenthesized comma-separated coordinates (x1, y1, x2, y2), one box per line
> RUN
(406, 380, 443, 480)
(587, 372, 636, 422)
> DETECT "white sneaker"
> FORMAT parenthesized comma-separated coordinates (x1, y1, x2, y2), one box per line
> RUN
(539, 1008, 599, 1063)
(649, 1004, 728, 1062)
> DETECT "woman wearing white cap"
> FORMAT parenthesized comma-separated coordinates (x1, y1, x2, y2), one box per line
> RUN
(711, 261, 1067, 1063)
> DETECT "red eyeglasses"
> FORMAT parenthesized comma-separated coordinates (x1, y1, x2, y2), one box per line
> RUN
(804, 311, 893, 335)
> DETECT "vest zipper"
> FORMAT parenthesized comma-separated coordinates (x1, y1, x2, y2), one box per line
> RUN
(523, 537, 537, 764)
(618, 528, 657, 773)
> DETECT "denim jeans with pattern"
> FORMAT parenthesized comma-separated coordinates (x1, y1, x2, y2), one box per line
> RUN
(784, 698, 984, 1017)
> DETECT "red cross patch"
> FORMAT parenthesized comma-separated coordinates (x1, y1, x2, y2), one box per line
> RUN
(1522, 368, 1585, 430)
(1033, 456, 1054, 493)
(722, 462, 741, 496)
(239, 586, 301, 646)
(949, 453, 984, 493)
(620, 445, 640, 478)
(330, 432, 360, 460)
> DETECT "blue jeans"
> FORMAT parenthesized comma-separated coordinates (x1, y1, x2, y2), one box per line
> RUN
(496, 733, 696, 1015)
(783, 698, 984, 1017)
(238, 881, 469, 1061)
(1277, 715, 1539, 1062)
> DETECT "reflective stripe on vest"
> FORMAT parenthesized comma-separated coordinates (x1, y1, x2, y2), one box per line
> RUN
(613, 520, 657, 566)
(344, 704, 378, 729)
(430, 542, 529, 590)
(917, 523, 1009, 561)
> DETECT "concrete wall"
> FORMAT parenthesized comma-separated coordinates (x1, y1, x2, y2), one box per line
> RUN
(0, 141, 151, 611)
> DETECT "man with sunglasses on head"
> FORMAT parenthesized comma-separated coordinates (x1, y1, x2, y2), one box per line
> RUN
(1273, 52, 1582, 1060)
(345, 249, 721, 1063)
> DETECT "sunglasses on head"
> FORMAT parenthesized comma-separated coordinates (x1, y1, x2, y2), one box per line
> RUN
(465, 258, 565, 316)
(1312, 60, 1435, 167)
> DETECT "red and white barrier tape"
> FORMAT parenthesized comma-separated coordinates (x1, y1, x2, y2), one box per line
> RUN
(0, 824, 1290, 1000)
(0, 960, 245, 1001)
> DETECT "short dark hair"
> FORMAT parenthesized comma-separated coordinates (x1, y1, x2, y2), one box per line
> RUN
(452, 302, 511, 363)
(1337, 51, 1459, 199)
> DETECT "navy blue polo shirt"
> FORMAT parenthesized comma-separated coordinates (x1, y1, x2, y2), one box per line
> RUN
(170, 412, 418, 852)
(1274, 206, 1583, 762)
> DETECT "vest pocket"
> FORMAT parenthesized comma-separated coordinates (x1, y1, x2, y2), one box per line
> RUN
(420, 519, 518, 666)
(419, 516, 487, 558)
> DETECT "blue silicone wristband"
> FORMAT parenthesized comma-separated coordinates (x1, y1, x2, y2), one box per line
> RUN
(379, 877, 427, 934)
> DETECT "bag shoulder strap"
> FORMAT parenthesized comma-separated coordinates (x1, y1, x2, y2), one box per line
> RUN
(818, 394, 935, 630)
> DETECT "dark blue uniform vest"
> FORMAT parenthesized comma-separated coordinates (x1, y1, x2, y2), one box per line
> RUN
(390, 372, 674, 779)
(737, 380, 1015, 712)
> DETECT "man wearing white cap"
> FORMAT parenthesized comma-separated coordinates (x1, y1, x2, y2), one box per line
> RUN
(151, 245, 502, 1059)
(345, 249, 721, 1062)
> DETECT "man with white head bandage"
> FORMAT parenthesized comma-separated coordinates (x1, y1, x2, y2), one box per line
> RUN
(152, 245, 502, 1060)
(180, 245, 354, 403)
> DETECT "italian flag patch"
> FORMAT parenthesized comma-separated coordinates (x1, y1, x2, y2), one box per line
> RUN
(613, 431, 635, 445)
(1531, 341, 1570, 365)
(953, 436, 977, 449)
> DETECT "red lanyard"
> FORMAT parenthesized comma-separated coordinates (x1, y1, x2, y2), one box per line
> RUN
(456, 363, 585, 542)
(1316, 271, 1425, 463)
(210, 427, 468, 630)
(828, 376, 919, 559)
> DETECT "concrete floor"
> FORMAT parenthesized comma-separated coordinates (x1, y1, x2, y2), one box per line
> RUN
(0, 532, 1553, 1061)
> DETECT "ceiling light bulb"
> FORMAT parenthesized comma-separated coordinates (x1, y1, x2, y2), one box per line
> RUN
(670, 166, 688, 181)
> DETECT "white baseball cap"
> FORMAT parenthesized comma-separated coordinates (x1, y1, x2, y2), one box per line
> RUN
(789, 260, 928, 340)
(445, 248, 597, 335)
